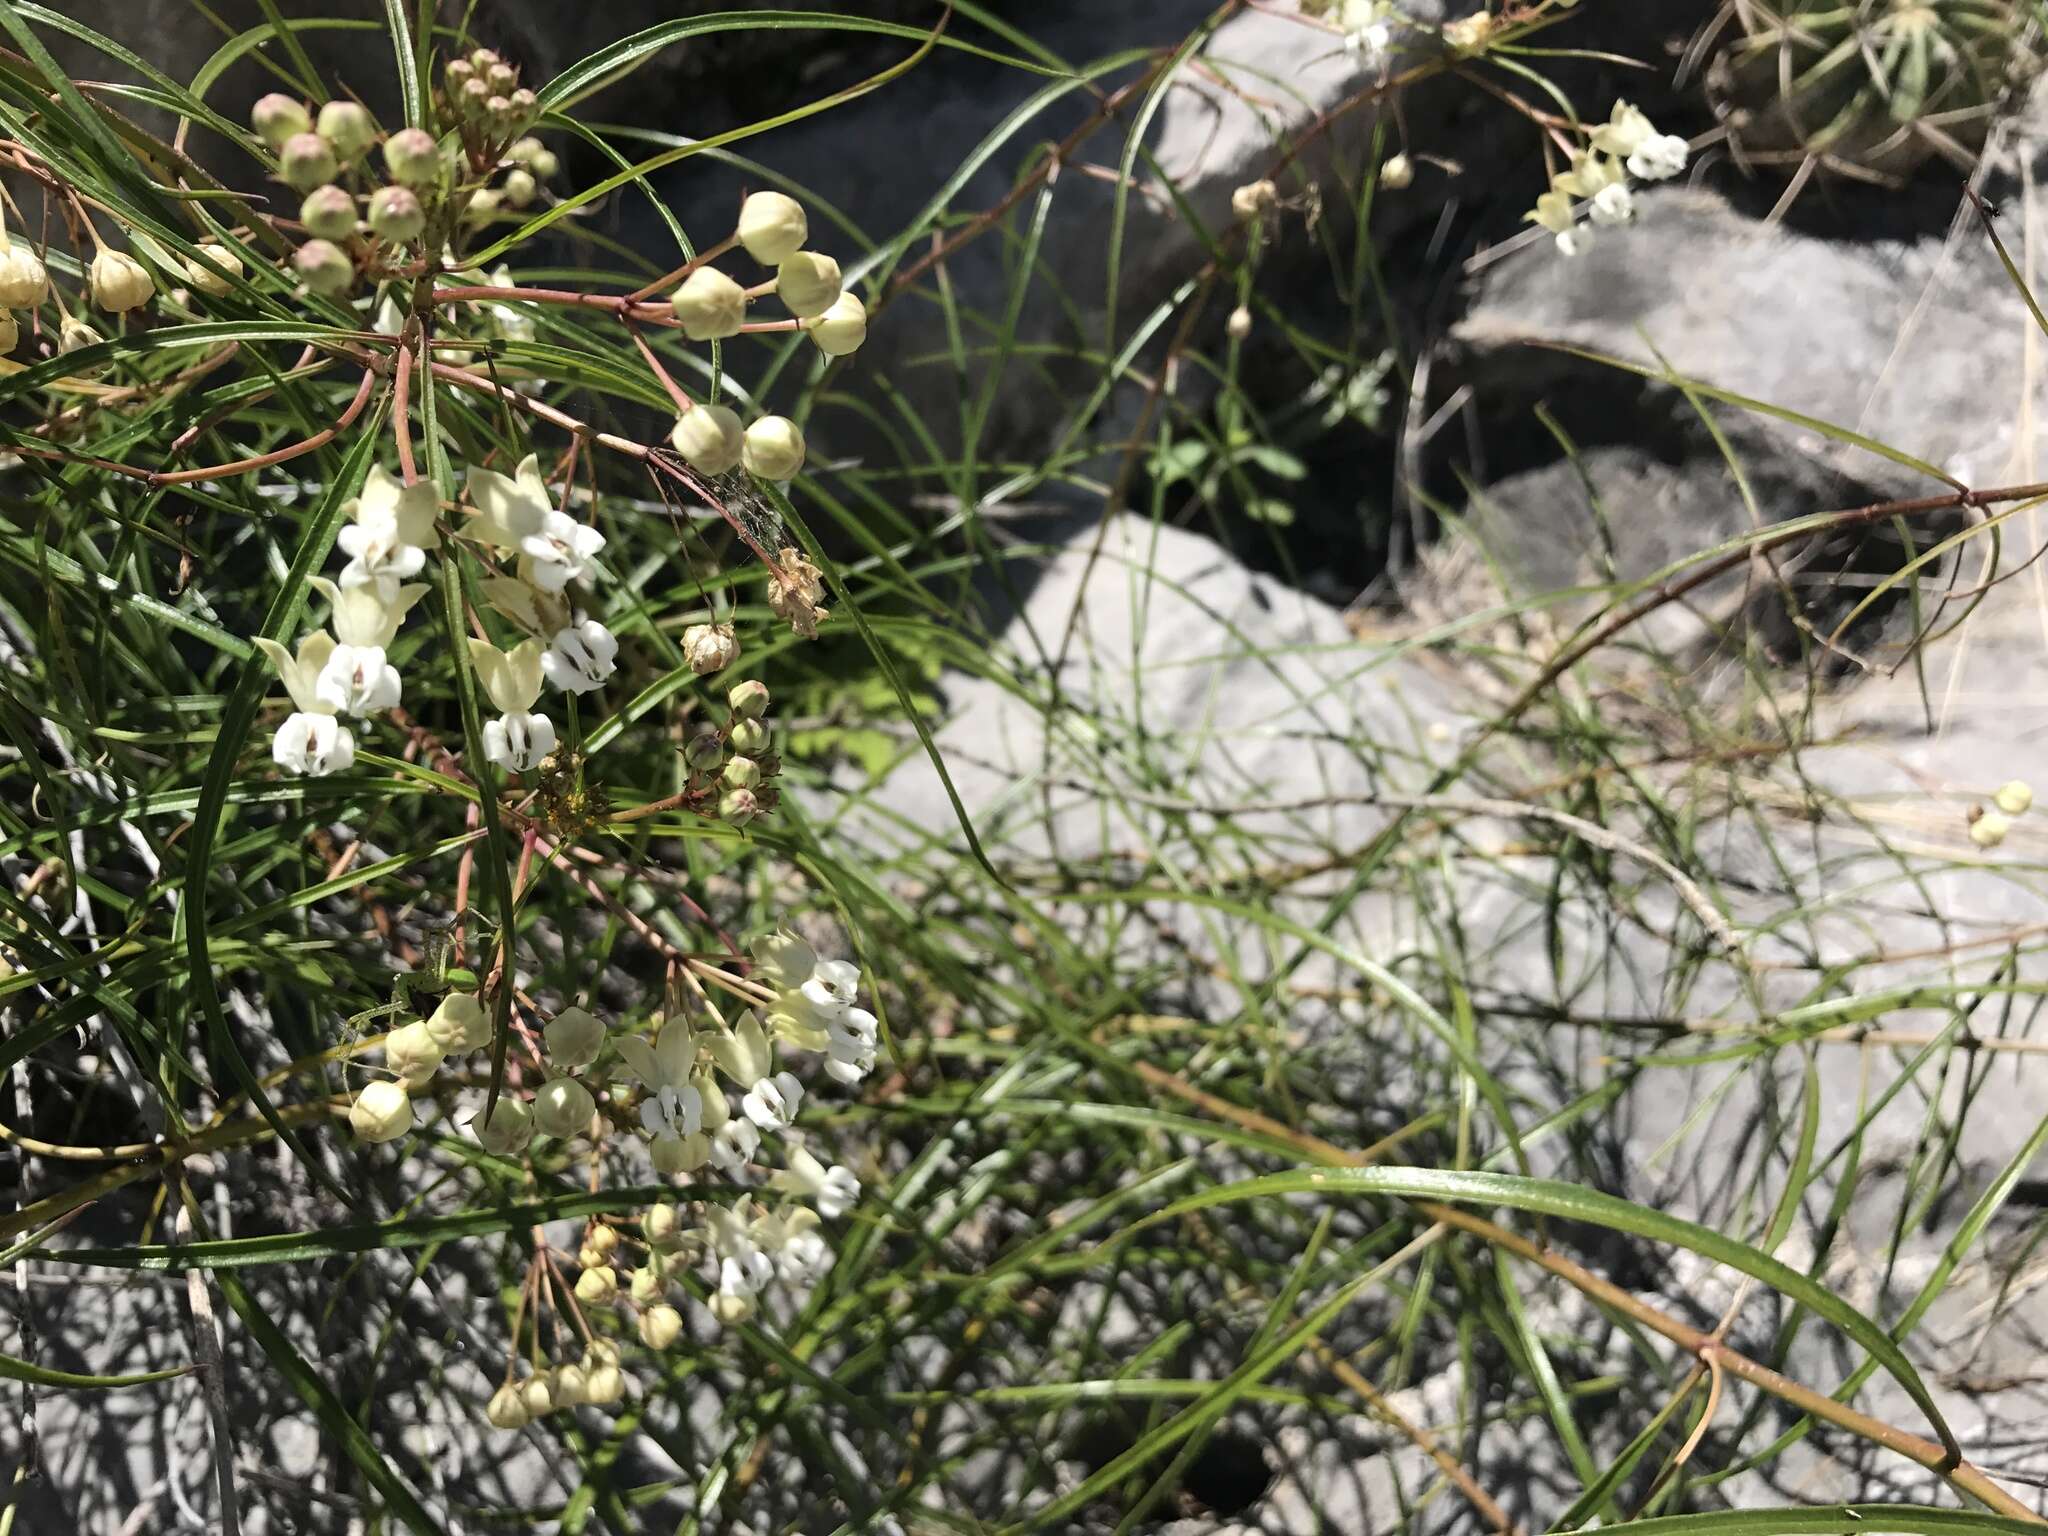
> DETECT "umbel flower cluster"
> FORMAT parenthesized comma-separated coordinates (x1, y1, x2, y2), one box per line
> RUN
(0, 32, 883, 1432)
(350, 930, 878, 1426)
(1525, 100, 1690, 255)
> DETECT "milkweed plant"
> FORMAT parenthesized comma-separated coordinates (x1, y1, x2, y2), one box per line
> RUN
(0, 32, 875, 1432)
(7, 2, 2048, 1532)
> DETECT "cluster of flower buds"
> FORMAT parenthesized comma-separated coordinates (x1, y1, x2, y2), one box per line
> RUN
(486, 1338, 625, 1428)
(348, 991, 495, 1141)
(664, 189, 866, 485)
(684, 678, 784, 826)
(1525, 101, 1689, 256)
(244, 49, 557, 306)
(0, 202, 157, 364)
(1971, 778, 2035, 849)
(448, 931, 876, 1427)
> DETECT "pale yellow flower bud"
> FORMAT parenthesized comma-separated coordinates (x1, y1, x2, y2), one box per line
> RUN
(424, 992, 492, 1053)
(278, 131, 339, 192)
(293, 239, 354, 298)
(185, 242, 243, 298)
(384, 127, 441, 188)
(485, 1382, 530, 1429)
(533, 1076, 596, 1138)
(722, 755, 762, 791)
(637, 1303, 683, 1349)
(583, 1363, 624, 1404)
(475, 1096, 533, 1155)
(252, 93, 312, 148)
(671, 403, 745, 475)
(1972, 810, 2012, 849)
(383, 1019, 445, 1089)
(585, 1223, 621, 1257)
(736, 190, 808, 265)
(1996, 780, 2034, 816)
(520, 1373, 555, 1416)
(503, 168, 538, 208)
(89, 250, 154, 312)
(806, 291, 866, 357)
(1226, 305, 1252, 341)
(552, 1361, 589, 1405)
(0, 243, 49, 308)
(316, 100, 376, 161)
(741, 415, 805, 481)
(719, 788, 760, 826)
(573, 1265, 618, 1304)
(1381, 152, 1415, 190)
(672, 266, 747, 340)
(775, 251, 840, 319)
(643, 1203, 682, 1248)
(629, 1267, 664, 1305)
(349, 1080, 413, 1143)
(728, 718, 768, 755)
(300, 184, 357, 241)
(368, 186, 425, 244)
(728, 680, 770, 719)
(544, 1005, 606, 1069)
(709, 1291, 753, 1325)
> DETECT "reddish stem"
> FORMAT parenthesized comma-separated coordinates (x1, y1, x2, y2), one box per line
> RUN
(623, 323, 693, 414)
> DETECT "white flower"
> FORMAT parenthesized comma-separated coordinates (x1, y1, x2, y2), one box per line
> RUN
(1555, 226, 1596, 257)
(825, 1008, 878, 1085)
(1627, 133, 1688, 182)
(337, 465, 439, 592)
(521, 510, 604, 592)
(1552, 152, 1621, 199)
(483, 710, 555, 772)
(774, 1145, 858, 1220)
(312, 576, 427, 648)
(708, 1010, 774, 1088)
(315, 643, 402, 715)
(742, 1070, 803, 1131)
(1588, 101, 1655, 159)
(709, 1117, 760, 1173)
(272, 711, 354, 776)
(542, 618, 618, 692)
(706, 1207, 773, 1297)
(1344, 20, 1390, 54)
(469, 637, 545, 714)
(808, 960, 860, 1008)
(616, 1023, 704, 1141)
(337, 512, 426, 589)
(255, 631, 339, 715)
(483, 264, 535, 343)
(1526, 189, 1575, 236)
(465, 453, 552, 551)
(1588, 183, 1635, 227)
(757, 1206, 832, 1284)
